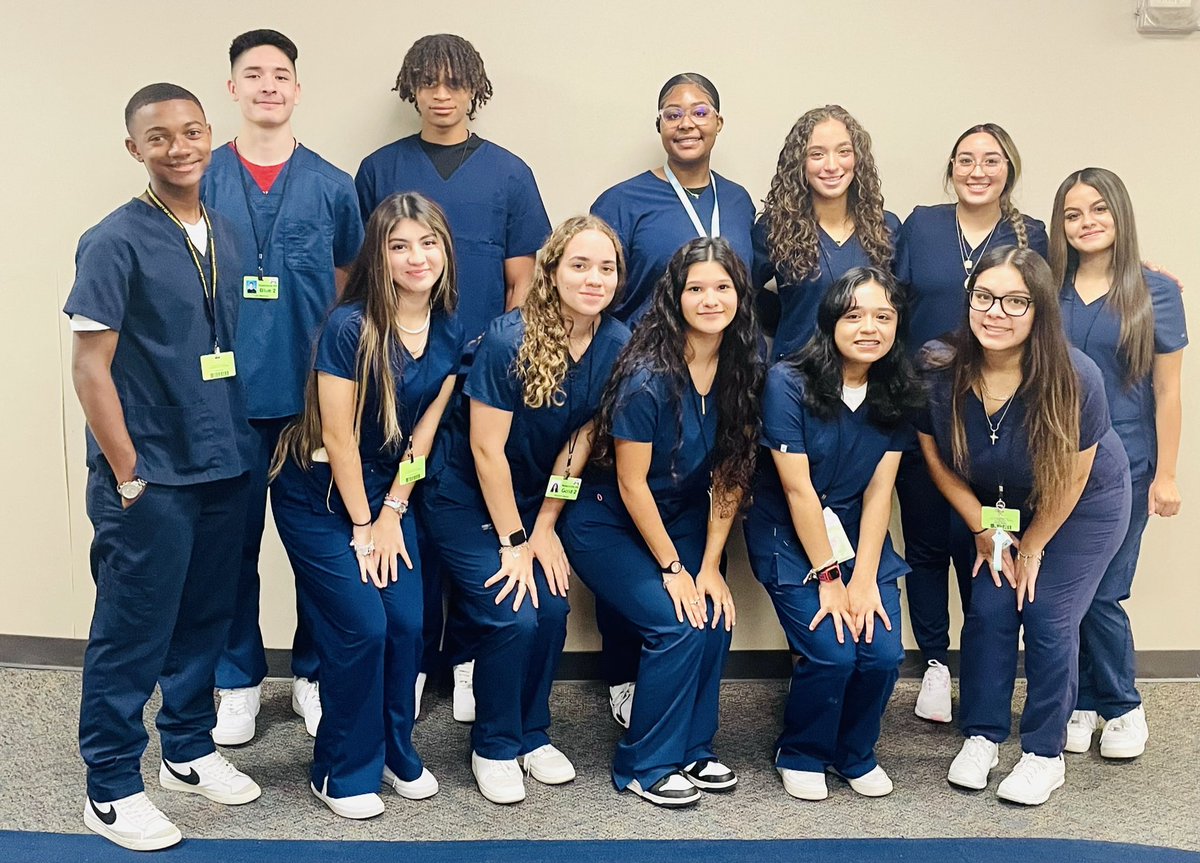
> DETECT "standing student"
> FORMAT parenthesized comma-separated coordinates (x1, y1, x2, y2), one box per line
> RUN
(562, 237, 763, 808)
(744, 267, 922, 801)
(894, 123, 1048, 724)
(201, 28, 364, 746)
(1048, 168, 1186, 759)
(67, 84, 261, 852)
(918, 245, 1130, 806)
(270, 193, 461, 819)
(420, 216, 630, 804)
(590, 72, 755, 724)
(355, 34, 552, 716)
(754, 105, 900, 361)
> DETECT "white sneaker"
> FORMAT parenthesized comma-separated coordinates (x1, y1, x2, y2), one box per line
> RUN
(213, 685, 261, 746)
(414, 672, 427, 720)
(311, 777, 384, 819)
(996, 752, 1065, 805)
(453, 661, 476, 723)
(627, 772, 700, 807)
(292, 676, 322, 737)
(518, 744, 577, 785)
(836, 764, 894, 797)
(609, 682, 635, 729)
(1065, 709, 1099, 753)
(382, 764, 439, 800)
(683, 758, 738, 791)
(84, 792, 182, 851)
(777, 767, 828, 801)
(1099, 705, 1149, 759)
(915, 660, 952, 723)
(472, 751, 525, 804)
(947, 736, 999, 790)
(159, 751, 261, 805)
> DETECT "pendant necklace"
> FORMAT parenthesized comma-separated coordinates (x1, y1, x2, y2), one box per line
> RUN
(957, 207, 1000, 288)
(981, 387, 1015, 445)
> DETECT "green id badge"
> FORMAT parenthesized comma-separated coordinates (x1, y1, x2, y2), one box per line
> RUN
(399, 455, 426, 484)
(980, 505, 1020, 531)
(200, 350, 236, 381)
(545, 475, 581, 501)
(243, 275, 280, 299)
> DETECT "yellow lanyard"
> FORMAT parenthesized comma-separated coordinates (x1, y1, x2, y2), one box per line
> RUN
(145, 186, 222, 352)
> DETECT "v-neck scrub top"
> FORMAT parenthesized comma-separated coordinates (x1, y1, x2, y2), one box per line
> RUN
(1060, 267, 1187, 480)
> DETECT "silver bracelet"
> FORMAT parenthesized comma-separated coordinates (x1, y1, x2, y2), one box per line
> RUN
(349, 537, 375, 557)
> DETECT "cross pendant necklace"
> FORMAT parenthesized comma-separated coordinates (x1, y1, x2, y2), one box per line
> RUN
(983, 391, 1015, 445)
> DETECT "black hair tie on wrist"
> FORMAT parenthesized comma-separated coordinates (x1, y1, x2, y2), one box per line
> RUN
(971, 526, 988, 535)
(352, 518, 372, 527)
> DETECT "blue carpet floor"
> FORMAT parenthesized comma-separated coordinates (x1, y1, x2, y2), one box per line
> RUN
(2, 834, 1197, 863)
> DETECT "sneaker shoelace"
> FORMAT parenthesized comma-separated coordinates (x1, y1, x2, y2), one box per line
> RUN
(962, 736, 995, 768)
(218, 690, 254, 716)
(922, 665, 950, 694)
(1010, 752, 1050, 781)
(118, 793, 169, 825)
(454, 664, 474, 691)
(191, 752, 243, 784)
(1106, 715, 1133, 732)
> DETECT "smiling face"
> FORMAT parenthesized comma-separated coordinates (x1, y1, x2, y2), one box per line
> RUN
(387, 218, 445, 296)
(805, 119, 856, 201)
(680, 259, 738, 336)
(968, 264, 1034, 353)
(658, 83, 723, 167)
(1062, 182, 1116, 259)
(553, 228, 619, 322)
(834, 280, 897, 369)
(228, 44, 299, 128)
(951, 131, 1009, 208)
(125, 99, 212, 194)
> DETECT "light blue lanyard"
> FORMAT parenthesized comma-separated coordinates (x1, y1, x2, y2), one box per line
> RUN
(663, 163, 719, 239)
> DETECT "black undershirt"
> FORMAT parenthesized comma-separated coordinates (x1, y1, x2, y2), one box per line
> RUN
(419, 134, 483, 180)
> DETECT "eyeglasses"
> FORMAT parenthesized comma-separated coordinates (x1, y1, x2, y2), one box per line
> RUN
(966, 288, 1033, 317)
(658, 104, 717, 125)
(952, 155, 1008, 175)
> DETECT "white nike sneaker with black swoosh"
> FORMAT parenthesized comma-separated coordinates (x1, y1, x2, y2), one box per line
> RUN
(159, 751, 261, 804)
(84, 791, 182, 851)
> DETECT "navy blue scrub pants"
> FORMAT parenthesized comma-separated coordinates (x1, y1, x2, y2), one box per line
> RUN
(1076, 473, 1150, 718)
(216, 417, 318, 689)
(80, 467, 249, 803)
(565, 503, 730, 792)
(272, 460, 425, 797)
(762, 576, 904, 777)
(595, 599, 641, 687)
(895, 450, 975, 664)
(959, 483, 1130, 757)
(421, 487, 568, 760)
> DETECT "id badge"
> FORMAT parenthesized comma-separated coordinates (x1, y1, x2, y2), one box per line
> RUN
(243, 275, 280, 299)
(822, 506, 856, 563)
(980, 505, 1021, 531)
(399, 455, 426, 484)
(200, 350, 236, 381)
(545, 475, 581, 501)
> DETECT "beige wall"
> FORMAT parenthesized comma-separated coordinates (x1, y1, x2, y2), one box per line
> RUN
(2, 1, 1195, 654)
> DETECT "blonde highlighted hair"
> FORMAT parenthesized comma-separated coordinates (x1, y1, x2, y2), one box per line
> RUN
(944, 123, 1030, 249)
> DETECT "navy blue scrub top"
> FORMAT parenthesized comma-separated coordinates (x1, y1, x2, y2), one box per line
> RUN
(354, 134, 551, 342)
(917, 348, 1127, 515)
(591, 170, 755, 326)
(314, 302, 464, 469)
(582, 364, 718, 537)
(747, 362, 912, 583)
(429, 310, 631, 517)
(1060, 267, 1187, 480)
(753, 211, 902, 361)
(898, 203, 1048, 355)
(64, 199, 256, 485)
(201, 143, 364, 420)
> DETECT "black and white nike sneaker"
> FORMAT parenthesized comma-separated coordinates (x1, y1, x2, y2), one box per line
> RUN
(683, 759, 738, 791)
(83, 791, 182, 851)
(627, 772, 701, 807)
(159, 751, 261, 804)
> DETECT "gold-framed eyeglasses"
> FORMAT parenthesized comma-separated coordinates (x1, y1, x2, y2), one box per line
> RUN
(952, 155, 1008, 175)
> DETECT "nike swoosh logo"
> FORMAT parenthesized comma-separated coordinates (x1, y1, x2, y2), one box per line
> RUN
(163, 761, 201, 786)
(90, 798, 117, 825)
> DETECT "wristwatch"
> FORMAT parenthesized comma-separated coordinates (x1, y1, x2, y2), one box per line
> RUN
(116, 477, 147, 500)
(498, 528, 527, 548)
(659, 560, 683, 576)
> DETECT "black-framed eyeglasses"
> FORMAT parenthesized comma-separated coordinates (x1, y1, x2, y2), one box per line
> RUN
(966, 288, 1033, 317)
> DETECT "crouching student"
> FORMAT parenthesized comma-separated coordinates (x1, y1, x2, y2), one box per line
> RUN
(67, 84, 261, 852)
(743, 267, 923, 801)
(270, 193, 462, 819)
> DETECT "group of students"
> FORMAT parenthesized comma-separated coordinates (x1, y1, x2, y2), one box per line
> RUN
(63, 28, 1185, 853)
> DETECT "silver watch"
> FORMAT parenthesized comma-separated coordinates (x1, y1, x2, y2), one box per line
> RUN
(117, 477, 148, 500)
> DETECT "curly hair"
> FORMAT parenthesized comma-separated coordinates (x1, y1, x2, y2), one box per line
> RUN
(944, 123, 1030, 249)
(785, 266, 924, 426)
(393, 34, 493, 119)
(516, 215, 626, 408)
(591, 237, 764, 515)
(761, 105, 893, 284)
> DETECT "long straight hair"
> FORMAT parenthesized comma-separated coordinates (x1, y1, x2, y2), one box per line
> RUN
(944, 123, 1030, 249)
(950, 246, 1079, 507)
(271, 193, 457, 477)
(1048, 167, 1153, 386)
